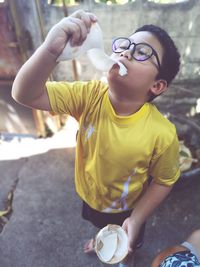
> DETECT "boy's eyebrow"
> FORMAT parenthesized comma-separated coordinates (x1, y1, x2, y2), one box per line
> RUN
(130, 38, 159, 53)
(128, 36, 150, 45)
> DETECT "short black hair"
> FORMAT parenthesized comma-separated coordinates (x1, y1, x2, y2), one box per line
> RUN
(135, 24, 180, 86)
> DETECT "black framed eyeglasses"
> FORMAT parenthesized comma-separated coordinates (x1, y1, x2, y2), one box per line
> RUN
(112, 37, 161, 71)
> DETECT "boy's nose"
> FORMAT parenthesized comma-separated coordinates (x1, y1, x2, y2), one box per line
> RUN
(120, 50, 132, 60)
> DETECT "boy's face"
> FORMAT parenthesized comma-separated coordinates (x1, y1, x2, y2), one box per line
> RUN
(107, 31, 165, 101)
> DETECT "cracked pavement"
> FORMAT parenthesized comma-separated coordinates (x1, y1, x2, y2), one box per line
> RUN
(0, 139, 200, 267)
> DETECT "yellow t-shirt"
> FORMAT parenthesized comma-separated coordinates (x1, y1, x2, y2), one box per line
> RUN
(46, 80, 180, 213)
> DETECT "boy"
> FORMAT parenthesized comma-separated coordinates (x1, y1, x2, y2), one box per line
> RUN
(12, 9, 181, 266)
(151, 229, 200, 267)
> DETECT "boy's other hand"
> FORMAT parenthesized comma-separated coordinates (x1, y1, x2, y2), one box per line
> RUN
(122, 217, 141, 254)
(43, 9, 97, 58)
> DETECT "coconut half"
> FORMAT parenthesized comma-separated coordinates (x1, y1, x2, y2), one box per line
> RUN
(98, 232, 118, 262)
(57, 22, 127, 76)
(57, 23, 104, 61)
(95, 224, 128, 264)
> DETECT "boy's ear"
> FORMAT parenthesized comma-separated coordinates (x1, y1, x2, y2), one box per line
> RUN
(150, 79, 168, 96)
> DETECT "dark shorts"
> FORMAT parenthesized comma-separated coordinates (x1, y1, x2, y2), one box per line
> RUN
(82, 201, 145, 248)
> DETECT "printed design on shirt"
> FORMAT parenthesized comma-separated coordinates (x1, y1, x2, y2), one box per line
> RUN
(102, 169, 136, 213)
(119, 175, 131, 210)
(84, 124, 96, 141)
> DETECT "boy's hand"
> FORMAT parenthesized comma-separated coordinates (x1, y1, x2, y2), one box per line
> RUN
(43, 9, 97, 58)
(122, 217, 141, 254)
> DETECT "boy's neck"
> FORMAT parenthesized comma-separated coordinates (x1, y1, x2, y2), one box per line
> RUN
(108, 90, 145, 116)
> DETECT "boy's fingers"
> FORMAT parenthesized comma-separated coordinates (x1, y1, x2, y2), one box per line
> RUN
(68, 17, 88, 46)
(87, 12, 98, 22)
(71, 9, 97, 30)
(79, 11, 98, 29)
(58, 17, 87, 46)
(128, 240, 134, 253)
(75, 10, 92, 29)
(60, 10, 97, 46)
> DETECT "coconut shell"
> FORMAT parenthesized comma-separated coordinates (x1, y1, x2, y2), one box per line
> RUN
(94, 224, 128, 264)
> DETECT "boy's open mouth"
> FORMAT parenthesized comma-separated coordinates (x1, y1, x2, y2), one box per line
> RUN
(116, 61, 128, 76)
(110, 61, 128, 76)
(118, 59, 127, 68)
(112, 63, 120, 69)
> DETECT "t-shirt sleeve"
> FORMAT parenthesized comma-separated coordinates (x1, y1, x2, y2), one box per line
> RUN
(46, 80, 100, 121)
(149, 133, 181, 186)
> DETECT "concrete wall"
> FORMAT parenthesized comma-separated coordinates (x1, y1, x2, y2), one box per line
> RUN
(10, 0, 200, 82)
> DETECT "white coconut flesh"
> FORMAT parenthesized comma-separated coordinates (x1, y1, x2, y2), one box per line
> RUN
(95, 225, 128, 264)
(113, 228, 128, 260)
(87, 48, 128, 76)
(97, 232, 118, 262)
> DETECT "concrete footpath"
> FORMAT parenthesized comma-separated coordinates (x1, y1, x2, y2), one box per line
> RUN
(0, 132, 200, 267)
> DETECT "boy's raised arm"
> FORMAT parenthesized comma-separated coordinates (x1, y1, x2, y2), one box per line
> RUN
(11, 10, 97, 111)
(12, 45, 57, 111)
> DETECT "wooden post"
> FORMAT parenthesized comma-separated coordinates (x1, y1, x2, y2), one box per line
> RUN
(7, 0, 47, 137)
(32, 110, 46, 137)
(61, 0, 79, 81)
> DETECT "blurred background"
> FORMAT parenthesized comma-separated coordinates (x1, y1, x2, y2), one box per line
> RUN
(0, 0, 199, 166)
